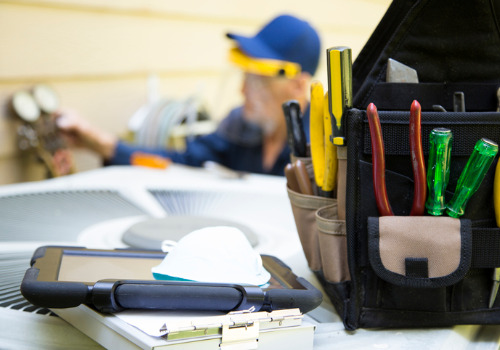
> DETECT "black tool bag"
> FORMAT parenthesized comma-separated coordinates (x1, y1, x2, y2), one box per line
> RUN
(312, 0, 500, 330)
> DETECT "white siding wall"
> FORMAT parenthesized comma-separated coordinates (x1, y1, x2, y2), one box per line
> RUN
(0, 0, 391, 184)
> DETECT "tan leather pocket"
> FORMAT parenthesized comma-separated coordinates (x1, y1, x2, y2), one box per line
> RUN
(367, 216, 472, 288)
(316, 204, 350, 282)
(287, 187, 334, 271)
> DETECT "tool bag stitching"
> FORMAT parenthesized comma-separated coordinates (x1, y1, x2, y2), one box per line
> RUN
(286, 188, 335, 210)
(316, 205, 345, 236)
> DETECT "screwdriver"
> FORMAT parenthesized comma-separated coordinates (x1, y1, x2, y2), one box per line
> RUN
(327, 47, 352, 146)
(489, 268, 500, 308)
(446, 138, 498, 218)
(426, 128, 453, 215)
(490, 158, 500, 308)
(283, 100, 307, 157)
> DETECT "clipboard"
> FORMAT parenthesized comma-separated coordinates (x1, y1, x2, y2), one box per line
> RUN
(21, 246, 323, 314)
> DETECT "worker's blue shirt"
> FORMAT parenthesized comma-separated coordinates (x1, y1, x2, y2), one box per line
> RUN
(110, 105, 310, 176)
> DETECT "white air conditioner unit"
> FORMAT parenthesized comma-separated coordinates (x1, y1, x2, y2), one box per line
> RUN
(3, 165, 498, 349)
(0, 165, 303, 348)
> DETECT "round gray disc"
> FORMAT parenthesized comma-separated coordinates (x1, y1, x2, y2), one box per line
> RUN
(122, 215, 259, 250)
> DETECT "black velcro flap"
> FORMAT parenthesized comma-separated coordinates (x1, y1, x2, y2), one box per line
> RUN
(367, 216, 472, 288)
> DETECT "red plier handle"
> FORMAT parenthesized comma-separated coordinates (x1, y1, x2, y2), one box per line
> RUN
(366, 101, 426, 216)
(409, 100, 427, 216)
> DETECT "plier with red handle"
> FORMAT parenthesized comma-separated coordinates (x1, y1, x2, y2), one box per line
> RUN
(366, 101, 427, 216)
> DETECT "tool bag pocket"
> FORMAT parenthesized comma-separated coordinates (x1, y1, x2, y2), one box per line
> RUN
(316, 204, 350, 283)
(286, 155, 351, 317)
(360, 215, 500, 329)
(287, 186, 335, 272)
(367, 216, 471, 288)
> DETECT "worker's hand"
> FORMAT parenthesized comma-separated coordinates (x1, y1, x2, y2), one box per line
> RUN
(56, 109, 118, 160)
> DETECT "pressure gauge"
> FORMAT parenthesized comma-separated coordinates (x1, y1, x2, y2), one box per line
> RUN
(32, 84, 59, 114)
(11, 91, 41, 122)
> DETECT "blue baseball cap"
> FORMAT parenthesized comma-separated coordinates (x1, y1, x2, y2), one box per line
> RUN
(226, 14, 321, 76)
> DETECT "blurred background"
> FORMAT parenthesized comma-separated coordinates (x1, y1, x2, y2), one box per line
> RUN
(0, 0, 391, 184)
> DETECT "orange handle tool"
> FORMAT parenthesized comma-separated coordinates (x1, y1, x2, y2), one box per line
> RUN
(367, 103, 393, 216)
(409, 100, 427, 216)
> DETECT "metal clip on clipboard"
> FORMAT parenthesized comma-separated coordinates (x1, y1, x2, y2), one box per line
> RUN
(158, 308, 304, 349)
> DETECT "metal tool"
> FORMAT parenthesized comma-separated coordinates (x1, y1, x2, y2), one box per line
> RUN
(497, 87, 500, 112)
(446, 138, 498, 218)
(386, 58, 419, 83)
(283, 100, 307, 157)
(11, 86, 75, 178)
(10, 91, 41, 123)
(409, 100, 427, 215)
(293, 159, 313, 195)
(453, 92, 465, 112)
(433, 105, 448, 112)
(309, 81, 325, 191)
(327, 47, 352, 146)
(425, 128, 453, 215)
(32, 84, 60, 115)
(489, 268, 500, 308)
(366, 101, 427, 216)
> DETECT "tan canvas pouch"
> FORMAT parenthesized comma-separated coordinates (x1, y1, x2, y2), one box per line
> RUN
(287, 187, 335, 271)
(367, 216, 472, 288)
(316, 204, 350, 282)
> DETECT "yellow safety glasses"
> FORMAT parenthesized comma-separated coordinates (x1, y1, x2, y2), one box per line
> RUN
(228, 47, 301, 79)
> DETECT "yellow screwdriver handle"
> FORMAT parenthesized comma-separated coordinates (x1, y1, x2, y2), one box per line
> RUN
(327, 47, 352, 146)
(310, 81, 325, 189)
(494, 160, 500, 226)
(491, 159, 500, 308)
(323, 92, 338, 195)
